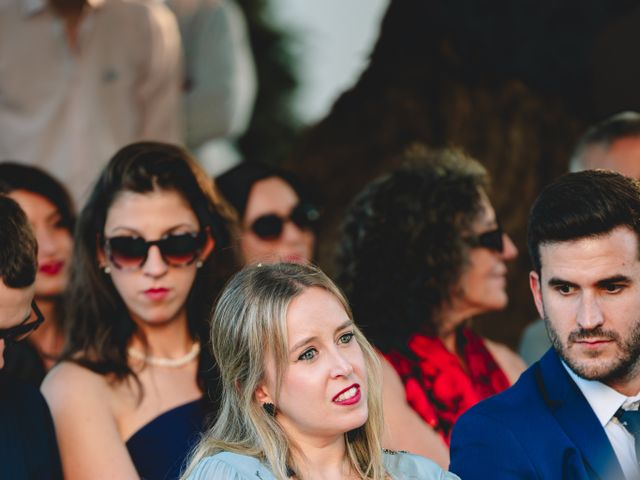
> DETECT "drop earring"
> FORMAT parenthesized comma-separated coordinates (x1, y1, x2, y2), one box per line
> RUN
(263, 402, 276, 417)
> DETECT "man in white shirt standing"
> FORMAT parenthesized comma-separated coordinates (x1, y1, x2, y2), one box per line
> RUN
(0, 0, 182, 205)
(450, 170, 640, 479)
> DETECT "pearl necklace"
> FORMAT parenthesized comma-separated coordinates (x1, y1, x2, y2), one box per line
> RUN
(128, 341, 200, 368)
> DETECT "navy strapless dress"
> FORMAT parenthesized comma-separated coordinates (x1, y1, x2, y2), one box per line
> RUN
(126, 398, 205, 480)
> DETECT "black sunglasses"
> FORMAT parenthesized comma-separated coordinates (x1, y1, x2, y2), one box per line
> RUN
(104, 229, 209, 270)
(0, 300, 44, 345)
(465, 224, 504, 253)
(249, 203, 320, 241)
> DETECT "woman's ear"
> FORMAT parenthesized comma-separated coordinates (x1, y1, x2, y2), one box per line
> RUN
(97, 244, 108, 269)
(254, 384, 271, 404)
(199, 228, 215, 262)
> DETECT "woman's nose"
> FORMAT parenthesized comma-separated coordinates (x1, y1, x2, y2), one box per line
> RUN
(142, 245, 169, 276)
(330, 350, 355, 378)
(36, 227, 57, 255)
(501, 233, 518, 260)
(281, 220, 306, 244)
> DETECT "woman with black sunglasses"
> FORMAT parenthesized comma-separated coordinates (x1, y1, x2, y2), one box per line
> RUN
(337, 145, 525, 466)
(41, 142, 238, 480)
(215, 162, 319, 265)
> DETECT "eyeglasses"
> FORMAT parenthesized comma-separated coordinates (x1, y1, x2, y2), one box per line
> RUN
(104, 229, 209, 270)
(0, 300, 45, 345)
(249, 203, 320, 240)
(464, 224, 504, 253)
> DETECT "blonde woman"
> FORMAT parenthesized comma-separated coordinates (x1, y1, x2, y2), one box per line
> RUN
(182, 263, 457, 479)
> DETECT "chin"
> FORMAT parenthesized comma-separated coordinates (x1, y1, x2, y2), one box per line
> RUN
(35, 284, 65, 299)
(344, 407, 369, 431)
(134, 309, 182, 327)
(487, 289, 509, 310)
(565, 356, 618, 381)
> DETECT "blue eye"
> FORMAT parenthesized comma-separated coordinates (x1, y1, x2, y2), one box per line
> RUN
(338, 332, 354, 344)
(298, 348, 317, 361)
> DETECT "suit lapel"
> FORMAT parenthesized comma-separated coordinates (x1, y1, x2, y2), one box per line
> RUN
(536, 349, 625, 480)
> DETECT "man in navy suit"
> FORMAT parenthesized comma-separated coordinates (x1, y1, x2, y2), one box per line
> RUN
(450, 170, 640, 480)
(0, 195, 62, 479)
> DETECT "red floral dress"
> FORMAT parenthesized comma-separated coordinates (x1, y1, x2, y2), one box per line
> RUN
(385, 328, 510, 445)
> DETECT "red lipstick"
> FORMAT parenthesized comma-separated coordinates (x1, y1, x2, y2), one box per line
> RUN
(332, 384, 361, 406)
(39, 261, 64, 276)
(144, 288, 169, 300)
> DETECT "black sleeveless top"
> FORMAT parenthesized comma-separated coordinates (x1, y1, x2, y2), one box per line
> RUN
(126, 398, 206, 480)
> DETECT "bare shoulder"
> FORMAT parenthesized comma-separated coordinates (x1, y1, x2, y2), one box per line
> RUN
(380, 353, 405, 390)
(42, 361, 110, 404)
(41, 361, 115, 426)
(483, 338, 526, 384)
(41, 362, 139, 479)
(378, 354, 450, 469)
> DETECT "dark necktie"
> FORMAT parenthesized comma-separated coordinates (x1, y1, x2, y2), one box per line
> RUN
(615, 407, 640, 462)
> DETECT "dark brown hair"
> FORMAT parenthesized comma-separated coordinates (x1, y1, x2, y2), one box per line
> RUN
(0, 162, 75, 233)
(63, 142, 238, 405)
(0, 195, 37, 289)
(528, 169, 640, 274)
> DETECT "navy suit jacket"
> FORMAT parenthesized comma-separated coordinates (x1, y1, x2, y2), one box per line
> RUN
(0, 372, 62, 479)
(449, 349, 625, 480)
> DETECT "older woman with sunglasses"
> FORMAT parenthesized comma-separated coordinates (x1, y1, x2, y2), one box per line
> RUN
(215, 162, 319, 265)
(42, 142, 237, 480)
(337, 146, 525, 464)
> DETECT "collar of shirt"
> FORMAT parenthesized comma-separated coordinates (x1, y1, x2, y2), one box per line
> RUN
(20, 0, 106, 18)
(562, 361, 629, 427)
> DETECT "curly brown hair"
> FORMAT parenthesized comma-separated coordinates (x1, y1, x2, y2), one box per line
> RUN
(337, 146, 488, 353)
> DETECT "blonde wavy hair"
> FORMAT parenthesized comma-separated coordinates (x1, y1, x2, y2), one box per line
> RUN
(182, 262, 387, 479)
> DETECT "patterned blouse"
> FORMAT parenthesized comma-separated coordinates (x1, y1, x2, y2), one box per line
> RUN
(385, 327, 511, 445)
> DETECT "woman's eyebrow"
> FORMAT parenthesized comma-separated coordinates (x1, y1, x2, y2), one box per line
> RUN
(289, 320, 354, 353)
(106, 223, 197, 236)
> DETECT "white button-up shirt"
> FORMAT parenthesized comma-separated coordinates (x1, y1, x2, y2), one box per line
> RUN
(0, 0, 183, 205)
(564, 362, 640, 480)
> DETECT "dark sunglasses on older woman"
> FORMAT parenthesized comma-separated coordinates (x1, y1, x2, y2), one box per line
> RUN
(104, 229, 211, 270)
(250, 203, 320, 241)
(465, 224, 504, 253)
(0, 300, 44, 345)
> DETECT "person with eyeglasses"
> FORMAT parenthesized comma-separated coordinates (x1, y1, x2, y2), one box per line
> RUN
(336, 145, 525, 466)
(0, 195, 62, 479)
(41, 142, 238, 480)
(215, 162, 319, 265)
(0, 162, 75, 386)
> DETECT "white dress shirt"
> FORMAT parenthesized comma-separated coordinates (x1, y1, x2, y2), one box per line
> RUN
(564, 362, 640, 480)
(0, 0, 183, 204)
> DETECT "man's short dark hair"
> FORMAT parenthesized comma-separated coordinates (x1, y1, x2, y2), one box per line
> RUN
(0, 195, 37, 288)
(570, 111, 640, 171)
(527, 170, 640, 273)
